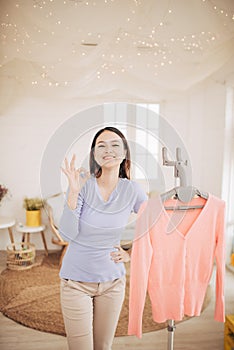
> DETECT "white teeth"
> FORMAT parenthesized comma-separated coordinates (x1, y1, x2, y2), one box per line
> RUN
(103, 156, 114, 159)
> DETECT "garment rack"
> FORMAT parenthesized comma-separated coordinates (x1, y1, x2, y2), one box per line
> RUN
(161, 147, 208, 208)
(161, 147, 208, 350)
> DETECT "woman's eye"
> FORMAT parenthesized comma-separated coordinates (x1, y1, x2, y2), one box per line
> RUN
(97, 145, 105, 148)
(112, 144, 120, 147)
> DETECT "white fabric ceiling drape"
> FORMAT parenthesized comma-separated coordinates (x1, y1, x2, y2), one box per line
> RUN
(1, 0, 234, 106)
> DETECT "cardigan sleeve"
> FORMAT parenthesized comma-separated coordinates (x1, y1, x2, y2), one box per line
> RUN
(128, 201, 153, 338)
(214, 200, 226, 322)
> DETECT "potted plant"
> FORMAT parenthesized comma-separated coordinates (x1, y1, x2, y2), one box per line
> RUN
(23, 197, 45, 227)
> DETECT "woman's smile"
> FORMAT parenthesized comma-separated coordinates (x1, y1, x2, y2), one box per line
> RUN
(94, 131, 126, 168)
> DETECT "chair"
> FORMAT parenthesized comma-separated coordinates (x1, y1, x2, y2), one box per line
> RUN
(45, 193, 68, 267)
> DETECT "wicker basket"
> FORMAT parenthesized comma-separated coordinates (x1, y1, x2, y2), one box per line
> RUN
(7, 242, 36, 270)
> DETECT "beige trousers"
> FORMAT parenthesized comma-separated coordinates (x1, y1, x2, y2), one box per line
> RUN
(60, 276, 126, 350)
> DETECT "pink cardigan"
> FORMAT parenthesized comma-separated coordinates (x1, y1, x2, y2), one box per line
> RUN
(128, 194, 225, 338)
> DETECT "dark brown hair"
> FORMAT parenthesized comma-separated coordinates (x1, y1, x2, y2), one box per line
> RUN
(89, 126, 131, 179)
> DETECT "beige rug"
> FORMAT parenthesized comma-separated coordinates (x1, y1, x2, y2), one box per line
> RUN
(0, 252, 211, 336)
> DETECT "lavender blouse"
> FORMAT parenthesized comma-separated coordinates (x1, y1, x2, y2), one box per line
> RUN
(59, 176, 147, 282)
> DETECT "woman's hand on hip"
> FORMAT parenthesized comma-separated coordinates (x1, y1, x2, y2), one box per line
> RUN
(110, 246, 130, 263)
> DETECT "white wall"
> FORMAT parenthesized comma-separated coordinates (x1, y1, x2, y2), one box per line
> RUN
(161, 79, 226, 196)
(0, 80, 229, 252)
(0, 97, 101, 249)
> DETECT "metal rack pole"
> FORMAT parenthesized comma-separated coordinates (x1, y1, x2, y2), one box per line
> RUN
(167, 320, 176, 350)
(162, 147, 188, 350)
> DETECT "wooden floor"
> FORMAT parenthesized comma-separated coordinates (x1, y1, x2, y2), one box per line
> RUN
(0, 250, 233, 350)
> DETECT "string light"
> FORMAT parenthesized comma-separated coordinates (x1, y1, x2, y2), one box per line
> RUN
(209, 0, 234, 20)
(1, 0, 233, 86)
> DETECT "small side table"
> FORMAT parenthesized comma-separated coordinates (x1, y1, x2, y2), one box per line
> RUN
(0, 216, 16, 244)
(16, 224, 48, 256)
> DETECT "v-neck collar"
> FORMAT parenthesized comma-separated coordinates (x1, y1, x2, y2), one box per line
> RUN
(159, 193, 211, 239)
(95, 177, 120, 204)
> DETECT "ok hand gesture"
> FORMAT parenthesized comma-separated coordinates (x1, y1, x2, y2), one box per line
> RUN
(61, 154, 90, 193)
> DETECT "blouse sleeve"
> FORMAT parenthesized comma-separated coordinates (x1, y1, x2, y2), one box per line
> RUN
(132, 181, 148, 213)
(58, 187, 84, 242)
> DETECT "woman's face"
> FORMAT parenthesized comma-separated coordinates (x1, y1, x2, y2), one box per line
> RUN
(94, 130, 126, 169)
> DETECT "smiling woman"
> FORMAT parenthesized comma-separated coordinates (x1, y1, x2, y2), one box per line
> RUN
(59, 126, 147, 350)
(93, 129, 129, 203)
(90, 126, 131, 179)
(95, 138, 124, 166)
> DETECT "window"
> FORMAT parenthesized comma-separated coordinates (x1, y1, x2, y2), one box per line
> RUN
(103, 103, 127, 136)
(135, 104, 160, 179)
(103, 102, 160, 180)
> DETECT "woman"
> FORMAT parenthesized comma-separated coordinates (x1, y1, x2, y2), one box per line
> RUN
(59, 126, 147, 350)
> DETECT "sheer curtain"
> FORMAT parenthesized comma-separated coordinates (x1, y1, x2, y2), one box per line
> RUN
(222, 85, 234, 264)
